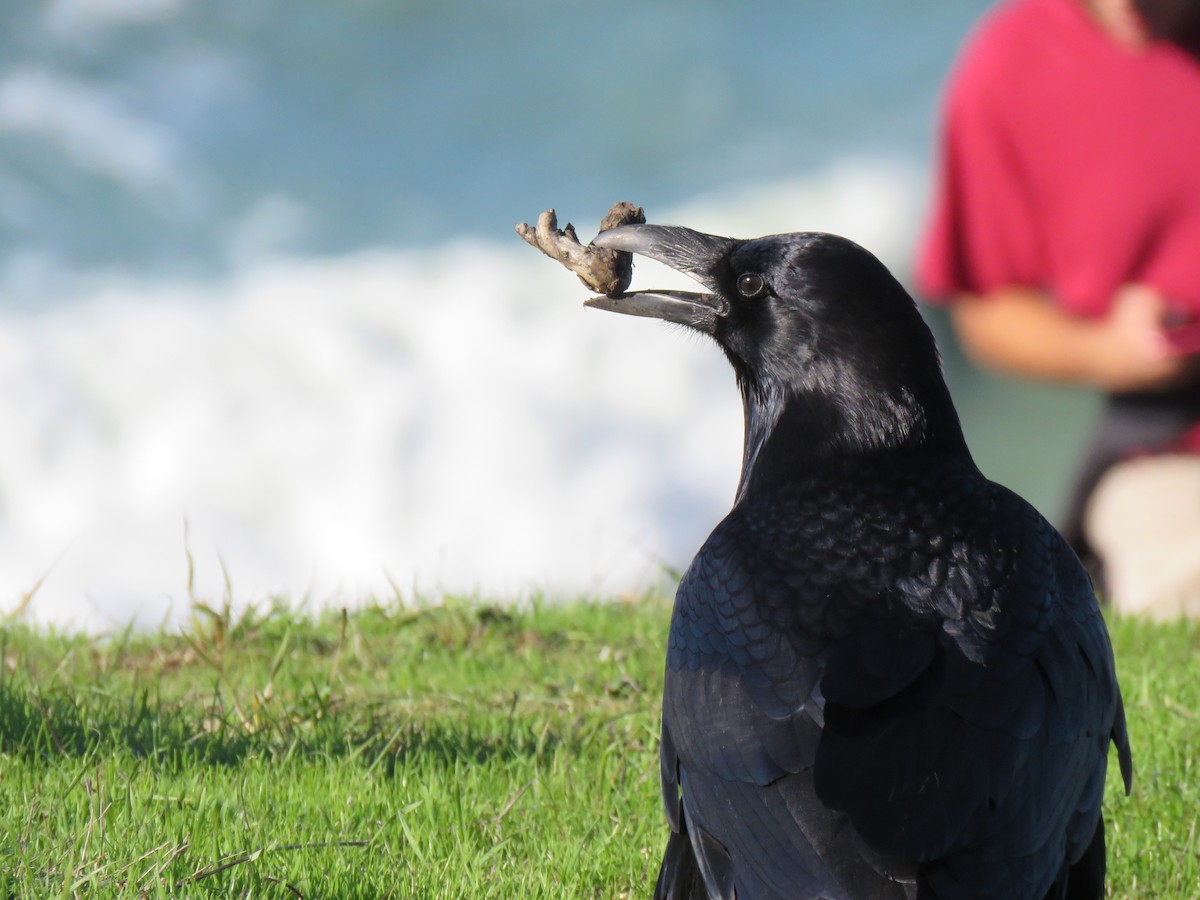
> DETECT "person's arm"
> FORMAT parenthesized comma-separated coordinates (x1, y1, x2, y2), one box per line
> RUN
(950, 284, 1200, 393)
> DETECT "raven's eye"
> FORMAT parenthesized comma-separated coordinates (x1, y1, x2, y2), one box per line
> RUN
(737, 272, 767, 299)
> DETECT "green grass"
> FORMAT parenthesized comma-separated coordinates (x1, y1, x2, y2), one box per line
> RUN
(1104, 615, 1200, 896)
(0, 596, 1197, 897)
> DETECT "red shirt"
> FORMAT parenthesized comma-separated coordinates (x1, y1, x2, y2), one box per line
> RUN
(917, 0, 1200, 318)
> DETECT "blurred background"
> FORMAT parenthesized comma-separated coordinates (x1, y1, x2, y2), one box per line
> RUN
(0, 0, 1099, 630)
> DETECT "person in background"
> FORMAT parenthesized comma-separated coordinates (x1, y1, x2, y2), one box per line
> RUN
(917, 0, 1200, 617)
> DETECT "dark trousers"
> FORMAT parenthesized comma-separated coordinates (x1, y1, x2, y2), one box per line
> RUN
(1061, 383, 1200, 587)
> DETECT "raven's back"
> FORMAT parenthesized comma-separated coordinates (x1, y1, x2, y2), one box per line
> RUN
(656, 457, 1130, 900)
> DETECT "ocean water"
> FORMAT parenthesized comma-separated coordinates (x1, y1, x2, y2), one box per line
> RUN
(0, 0, 1097, 629)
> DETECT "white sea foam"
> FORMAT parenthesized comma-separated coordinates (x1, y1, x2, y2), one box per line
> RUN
(0, 161, 926, 630)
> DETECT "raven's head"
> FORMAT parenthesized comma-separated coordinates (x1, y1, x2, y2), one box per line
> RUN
(587, 224, 968, 494)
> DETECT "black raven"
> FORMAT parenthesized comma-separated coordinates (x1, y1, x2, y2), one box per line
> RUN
(585, 225, 1132, 900)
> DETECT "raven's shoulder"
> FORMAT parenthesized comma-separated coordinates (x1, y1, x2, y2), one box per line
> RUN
(662, 459, 1129, 897)
(672, 458, 1026, 660)
(813, 473, 1129, 894)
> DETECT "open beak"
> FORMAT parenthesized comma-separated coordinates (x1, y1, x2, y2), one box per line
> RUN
(583, 224, 738, 332)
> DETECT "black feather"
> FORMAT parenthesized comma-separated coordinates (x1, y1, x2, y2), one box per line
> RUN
(585, 225, 1132, 900)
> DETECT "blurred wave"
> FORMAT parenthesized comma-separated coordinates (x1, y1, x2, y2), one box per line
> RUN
(0, 163, 934, 628)
(0, 0, 1098, 629)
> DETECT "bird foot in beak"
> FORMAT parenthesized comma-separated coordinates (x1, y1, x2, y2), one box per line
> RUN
(515, 202, 645, 295)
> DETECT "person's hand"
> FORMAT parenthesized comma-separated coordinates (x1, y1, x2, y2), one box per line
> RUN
(1086, 284, 1200, 392)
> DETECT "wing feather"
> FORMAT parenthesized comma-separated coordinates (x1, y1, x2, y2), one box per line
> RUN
(658, 476, 1128, 899)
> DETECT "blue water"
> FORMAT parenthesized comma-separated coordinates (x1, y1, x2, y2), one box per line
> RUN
(2, 0, 991, 286)
(1, 0, 1101, 630)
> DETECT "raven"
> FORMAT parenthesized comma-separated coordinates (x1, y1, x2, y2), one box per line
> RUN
(585, 225, 1132, 900)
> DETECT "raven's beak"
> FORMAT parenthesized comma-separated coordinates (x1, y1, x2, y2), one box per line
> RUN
(584, 224, 737, 331)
